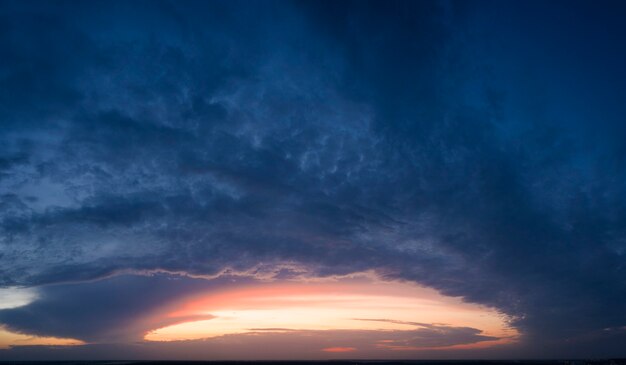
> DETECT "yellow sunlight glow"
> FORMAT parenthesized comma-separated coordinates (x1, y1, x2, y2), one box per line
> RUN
(0, 327, 84, 349)
(145, 276, 518, 350)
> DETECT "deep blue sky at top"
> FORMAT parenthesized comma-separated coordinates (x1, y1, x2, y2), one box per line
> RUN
(1, 0, 626, 359)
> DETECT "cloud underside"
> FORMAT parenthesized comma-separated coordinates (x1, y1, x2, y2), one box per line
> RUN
(1, 0, 626, 358)
(0, 327, 499, 360)
(0, 275, 503, 359)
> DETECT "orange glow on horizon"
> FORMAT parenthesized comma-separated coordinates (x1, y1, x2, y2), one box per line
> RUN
(0, 326, 84, 349)
(144, 276, 519, 351)
(323, 347, 357, 352)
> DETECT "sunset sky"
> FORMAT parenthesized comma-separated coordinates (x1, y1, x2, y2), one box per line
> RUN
(1, 0, 626, 360)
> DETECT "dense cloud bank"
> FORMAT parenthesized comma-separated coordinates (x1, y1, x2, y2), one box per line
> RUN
(1, 0, 626, 357)
(0, 275, 501, 358)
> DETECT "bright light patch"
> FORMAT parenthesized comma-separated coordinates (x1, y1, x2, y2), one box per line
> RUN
(0, 287, 38, 310)
(145, 276, 518, 349)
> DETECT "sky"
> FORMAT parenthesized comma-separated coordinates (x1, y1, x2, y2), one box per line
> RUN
(0, 0, 626, 360)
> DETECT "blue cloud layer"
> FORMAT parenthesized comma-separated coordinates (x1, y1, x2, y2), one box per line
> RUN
(1, 0, 626, 357)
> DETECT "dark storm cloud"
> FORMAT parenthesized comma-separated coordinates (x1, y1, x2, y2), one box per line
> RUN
(1, 0, 626, 357)
(0, 274, 230, 342)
